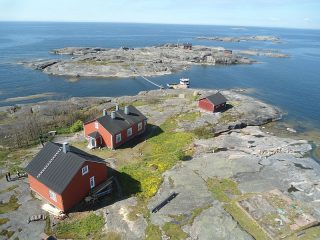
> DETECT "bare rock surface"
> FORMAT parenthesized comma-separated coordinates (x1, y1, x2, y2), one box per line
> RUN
(103, 197, 147, 240)
(146, 126, 320, 239)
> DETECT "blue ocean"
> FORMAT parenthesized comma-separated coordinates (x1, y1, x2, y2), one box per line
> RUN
(0, 22, 319, 130)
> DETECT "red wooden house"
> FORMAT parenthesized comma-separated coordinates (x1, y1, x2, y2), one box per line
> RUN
(25, 142, 108, 212)
(198, 92, 228, 112)
(84, 105, 147, 149)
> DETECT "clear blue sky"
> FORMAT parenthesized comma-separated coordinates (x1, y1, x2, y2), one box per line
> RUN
(0, 0, 319, 29)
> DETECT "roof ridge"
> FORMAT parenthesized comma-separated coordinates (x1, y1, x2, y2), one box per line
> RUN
(37, 147, 62, 179)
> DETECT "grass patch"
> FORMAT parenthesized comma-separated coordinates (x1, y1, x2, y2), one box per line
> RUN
(206, 178, 271, 240)
(0, 148, 33, 171)
(0, 218, 9, 225)
(120, 118, 193, 199)
(0, 149, 10, 167)
(286, 225, 320, 240)
(177, 111, 200, 122)
(56, 120, 83, 134)
(192, 125, 214, 139)
(0, 195, 21, 214)
(99, 231, 122, 240)
(54, 213, 104, 239)
(0, 185, 18, 194)
(0, 229, 15, 238)
(145, 224, 162, 240)
(218, 112, 243, 124)
(162, 222, 188, 240)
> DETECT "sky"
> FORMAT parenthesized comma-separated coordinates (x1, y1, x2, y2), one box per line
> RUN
(0, 0, 319, 29)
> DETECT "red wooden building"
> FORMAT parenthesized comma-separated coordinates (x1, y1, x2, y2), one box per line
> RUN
(198, 92, 228, 112)
(25, 142, 108, 212)
(84, 105, 147, 149)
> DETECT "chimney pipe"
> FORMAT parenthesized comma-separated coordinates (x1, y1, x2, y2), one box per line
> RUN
(124, 106, 129, 115)
(115, 105, 119, 111)
(103, 109, 107, 116)
(62, 142, 70, 153)
(111, 111, 116, 119)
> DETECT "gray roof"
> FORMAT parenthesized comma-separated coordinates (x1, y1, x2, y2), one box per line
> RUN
(89, 131, 100, 139)
(25, 142, 105, 194)
(95, 105, 147, 135)
(201, 92, 227, 105)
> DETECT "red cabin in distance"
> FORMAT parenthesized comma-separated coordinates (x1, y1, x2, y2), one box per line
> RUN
(25, 142, 108, 212)
(84, 105, 147, 149)
(198, 92, 228, 112)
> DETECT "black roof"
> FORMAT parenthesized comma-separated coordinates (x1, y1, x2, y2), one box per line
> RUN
(95, 105, 147, 135)
(25, 142, 105, 194)
(201, 92, 227, 105)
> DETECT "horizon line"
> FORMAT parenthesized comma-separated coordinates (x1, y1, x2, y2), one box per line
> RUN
(0, 20, 319, 31)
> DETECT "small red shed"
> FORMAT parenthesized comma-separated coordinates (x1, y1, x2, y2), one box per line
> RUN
(198, 92, 228, 112)
(84, 105, 147, 149)
(25, 142, 108, 212)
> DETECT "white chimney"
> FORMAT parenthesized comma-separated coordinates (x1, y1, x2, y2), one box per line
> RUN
(103, 109, 107, 116)
(115, 105, 119, 111)
(124, 106, 129, 115)
(111, 111, 116, 119)
(62, 142, 70, 153)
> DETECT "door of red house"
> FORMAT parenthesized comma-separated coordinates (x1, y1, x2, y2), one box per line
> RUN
(90, 176, 95, 189)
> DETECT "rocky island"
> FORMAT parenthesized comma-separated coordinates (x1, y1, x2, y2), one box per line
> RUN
(0, 88, 319, 239)
(23, 44, 255, 78)
(196, 35, 281, 43)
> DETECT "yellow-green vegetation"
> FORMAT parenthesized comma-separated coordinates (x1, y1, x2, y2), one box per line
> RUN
(218, 112, 242, 124)
(0, 218, 9, 225)
(56, 120, 83, 134)
(0, 149, 10, 167)
(169, 204, 212, 227)
(98, 231, 122, 240)
(0, 148, 33, 172)
(120, 117, 193, 200)
(0, 195, 21, 214)
(286, 226, 320, 240)
(54, 213, 104, 239)
(207, 178, 271, 240)
(177, 111, 200, 122)
(0, 229, 15, 238)
(145, 224, 162, 240)
(162, 222, 188, 240)
(192, 125, 214, 139)
(0, 185, 18, 194)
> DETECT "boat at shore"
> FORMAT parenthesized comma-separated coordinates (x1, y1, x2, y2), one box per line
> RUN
(167, 78, 190, 89)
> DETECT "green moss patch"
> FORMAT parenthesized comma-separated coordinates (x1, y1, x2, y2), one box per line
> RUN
(0, 195, 21, 214)
(0, 218, 9, 225)
(54, 213, 104, 239)
(162, 222, 188, 240)
(0, 185, 18, 194)
(206, 178, 271, 240)
(0, 229, 15, 238)
(145, 224, 162, 240)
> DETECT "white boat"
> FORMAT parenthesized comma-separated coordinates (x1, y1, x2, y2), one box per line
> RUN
(167, 78, 190, 89)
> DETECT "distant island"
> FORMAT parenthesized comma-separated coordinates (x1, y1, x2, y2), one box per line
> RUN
(23, 44, 254, 78)
(196, 35, 281, 43)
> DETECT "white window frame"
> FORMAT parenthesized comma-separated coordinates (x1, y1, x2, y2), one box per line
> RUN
(94, 122, 99, 129)
(82, 165, 89, 175)
(138, 122, 143, 131)
(116, 133, 122, 143)
(49, 190, 57, 202)
(127, 127, 132, 137)
(90, 176, 95, 189)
